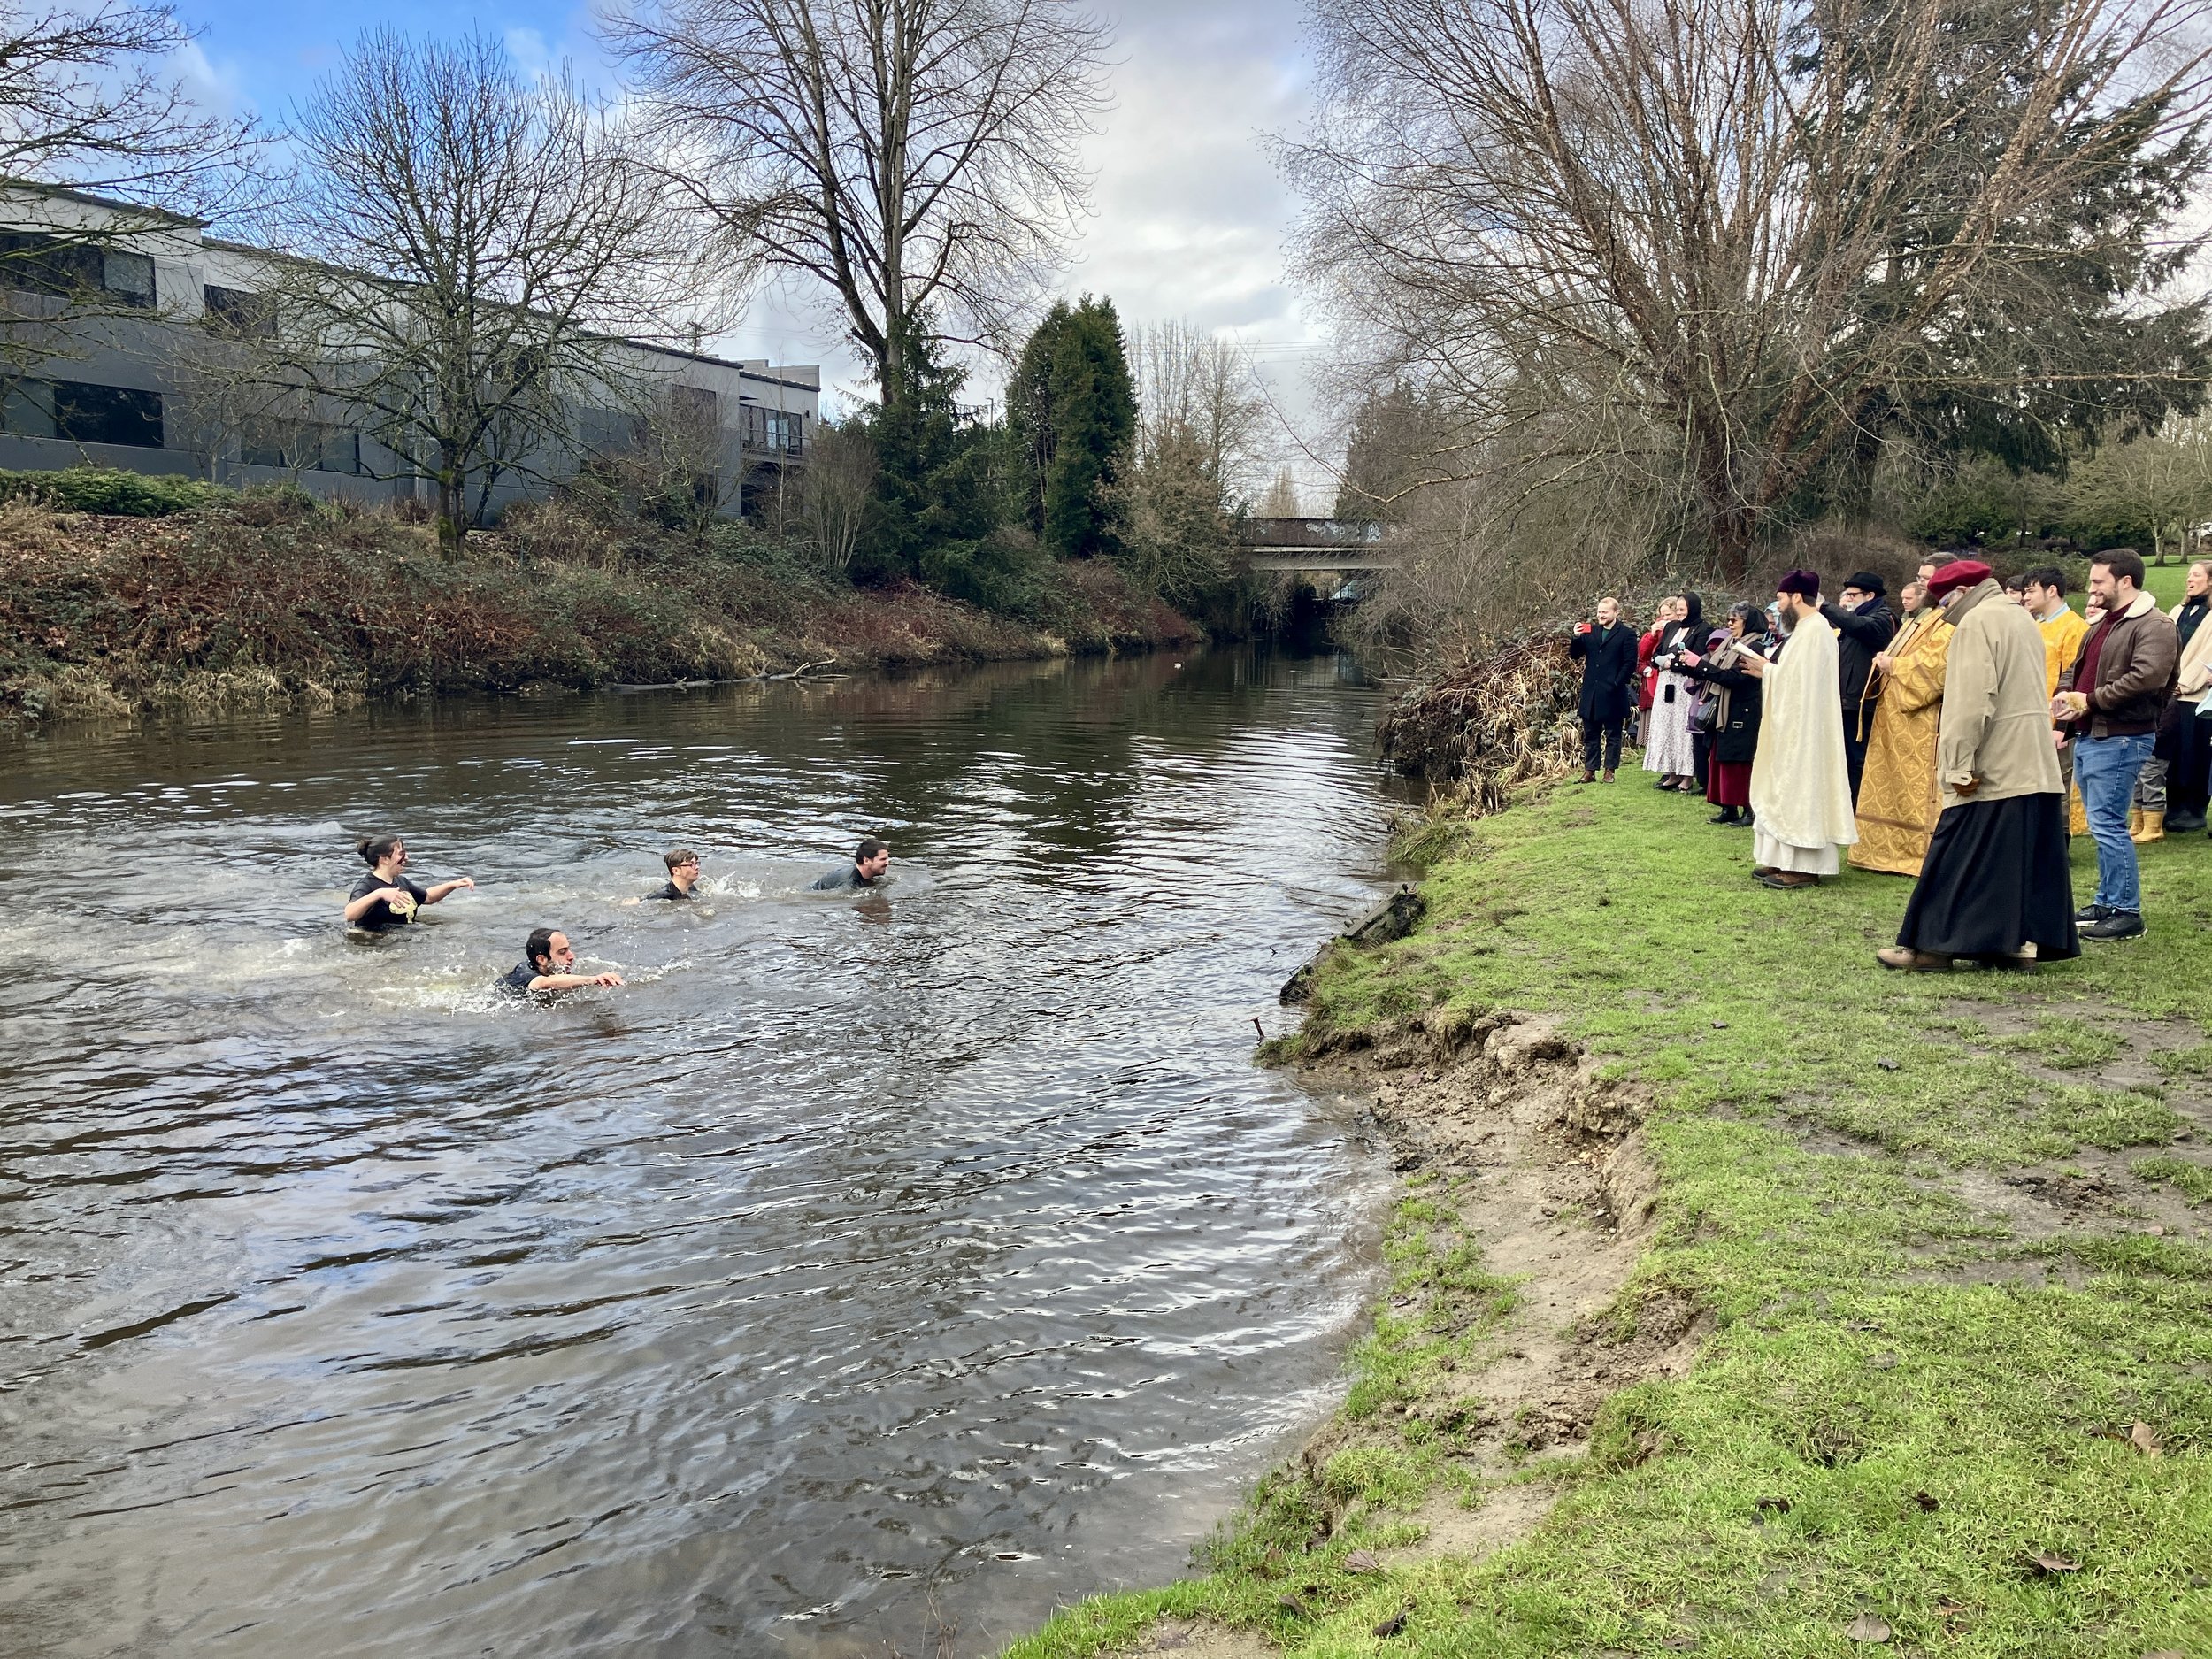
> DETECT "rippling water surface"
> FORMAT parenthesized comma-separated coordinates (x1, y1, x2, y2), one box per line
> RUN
(0, 649, 1400, 1657)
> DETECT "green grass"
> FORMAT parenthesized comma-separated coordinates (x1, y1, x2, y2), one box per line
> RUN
(1005, 780, 2212, 1659)
(2137, 561, 2197, 610)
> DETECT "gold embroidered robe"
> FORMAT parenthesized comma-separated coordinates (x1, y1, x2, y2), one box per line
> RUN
(1849, 609, 1954, 876)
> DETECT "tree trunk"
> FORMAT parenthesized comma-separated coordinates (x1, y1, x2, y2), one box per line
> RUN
(438, 467, 469, 560)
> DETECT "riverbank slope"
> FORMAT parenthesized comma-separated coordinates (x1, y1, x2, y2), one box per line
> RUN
(0, 495, 1198, 722)
(1008, 781, 2211, 1659)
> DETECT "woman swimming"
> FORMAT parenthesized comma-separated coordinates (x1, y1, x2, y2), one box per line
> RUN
(343, 834, 474, 932)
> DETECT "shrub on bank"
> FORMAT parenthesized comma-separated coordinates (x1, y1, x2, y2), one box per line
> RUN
(0, 465, 235, 518)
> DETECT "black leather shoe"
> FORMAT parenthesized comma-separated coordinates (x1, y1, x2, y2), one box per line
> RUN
(2081, 910, 2146, 941)
(2167, 810, 2206, 833)
(2074, 902, 2108, 924)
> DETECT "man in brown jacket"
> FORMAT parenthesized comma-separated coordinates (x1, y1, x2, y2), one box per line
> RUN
(1881, 561, 2078, 970)
(2055, 549, 2180, 941)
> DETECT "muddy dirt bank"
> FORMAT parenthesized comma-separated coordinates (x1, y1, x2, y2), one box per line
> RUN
(1109, 1012, 1702, 1658)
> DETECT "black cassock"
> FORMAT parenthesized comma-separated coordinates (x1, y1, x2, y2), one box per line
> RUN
(1895, 792, 2080, 961)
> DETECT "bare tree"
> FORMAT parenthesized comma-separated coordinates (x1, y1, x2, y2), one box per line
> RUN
(606, 0, 1112, 395)
(796, 418, 877, 569)
(0, 1, 262, 359)
(246, 30, 716, 552)
(0, 1, 256, 205)
(1129, 320, 1267, 507)
(1259, 466, 1302, 518)
(1291, 0, 2212, 581)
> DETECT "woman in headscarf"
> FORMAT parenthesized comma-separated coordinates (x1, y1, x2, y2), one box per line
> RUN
(1677, 602, 1768, 826)
(1641, 590, 1703, 789)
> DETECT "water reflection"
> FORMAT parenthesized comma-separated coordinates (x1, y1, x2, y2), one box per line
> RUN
(0, 649, 1397, 1658)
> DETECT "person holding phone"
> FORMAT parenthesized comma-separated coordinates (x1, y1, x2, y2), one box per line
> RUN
(1570, 596, 1640, 782)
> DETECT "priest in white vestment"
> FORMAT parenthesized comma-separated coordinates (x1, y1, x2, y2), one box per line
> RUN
(1747, 569, 1859, 888)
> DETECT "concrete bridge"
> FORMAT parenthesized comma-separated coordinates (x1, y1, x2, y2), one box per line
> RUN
(1234, 516, 1402, 572)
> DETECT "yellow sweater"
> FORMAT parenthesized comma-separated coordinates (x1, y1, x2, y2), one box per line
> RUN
(2038, 606, 2088, 699)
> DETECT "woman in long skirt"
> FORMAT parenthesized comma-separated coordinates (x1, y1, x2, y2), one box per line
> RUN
(1642, 591, 1703, 789)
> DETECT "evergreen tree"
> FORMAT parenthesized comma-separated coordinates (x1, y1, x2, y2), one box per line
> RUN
(1006, 296, 1137, 558)
(1811, 0, 2212, 490)
(857, 314, 993, 583)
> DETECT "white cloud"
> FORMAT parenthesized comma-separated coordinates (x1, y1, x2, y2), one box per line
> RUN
(697, 0, 1345, 480)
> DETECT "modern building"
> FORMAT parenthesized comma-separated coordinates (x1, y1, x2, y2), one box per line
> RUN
(0, 187, 818, 518)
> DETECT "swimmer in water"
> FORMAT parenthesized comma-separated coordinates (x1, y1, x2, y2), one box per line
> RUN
(810, 836, 890, 892)
(345, 834, 473, 931)
(496, 928, 625, 995)
(652, 849, 701, 901)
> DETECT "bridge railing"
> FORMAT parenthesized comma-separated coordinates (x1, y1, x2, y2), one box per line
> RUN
(1233, 516, 1393, 549)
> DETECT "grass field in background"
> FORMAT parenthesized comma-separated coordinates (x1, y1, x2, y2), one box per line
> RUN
(1006, 780, 2212, 1659)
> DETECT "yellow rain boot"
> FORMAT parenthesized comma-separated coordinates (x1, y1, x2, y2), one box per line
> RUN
(2129, 804, 2143, 838)
(2134, 808, 2166, 843)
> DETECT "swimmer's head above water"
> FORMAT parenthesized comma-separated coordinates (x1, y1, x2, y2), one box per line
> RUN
(357, 833, 405, 872)
(854, 838, 890, 883)
(661, 849, 701, 897)
(505, 927, 624, 994)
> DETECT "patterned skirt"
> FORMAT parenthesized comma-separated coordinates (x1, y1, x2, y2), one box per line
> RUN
(1642, 674, 1698, 774)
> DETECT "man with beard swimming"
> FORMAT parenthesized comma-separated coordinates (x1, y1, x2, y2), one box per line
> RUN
(497, 928, 626, 995)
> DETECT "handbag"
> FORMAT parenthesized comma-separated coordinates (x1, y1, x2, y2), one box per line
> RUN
(1690, 690, 1719, 733)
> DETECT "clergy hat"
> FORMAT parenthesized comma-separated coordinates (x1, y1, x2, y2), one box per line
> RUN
(1846, 570, 1886, 595)
(1777, 568, 1821, 598)
(1927, 558, 1993, 601)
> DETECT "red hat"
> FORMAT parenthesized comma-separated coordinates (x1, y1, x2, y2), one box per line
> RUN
(1927, 558, 1993, 601)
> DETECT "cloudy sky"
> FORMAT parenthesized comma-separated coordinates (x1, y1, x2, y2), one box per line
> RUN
(175, 0, 1342, 501)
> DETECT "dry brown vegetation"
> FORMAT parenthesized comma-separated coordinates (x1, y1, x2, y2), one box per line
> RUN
(0, 495, 1197, 722)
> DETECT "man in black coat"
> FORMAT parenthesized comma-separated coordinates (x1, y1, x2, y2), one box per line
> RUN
(1821, 569, 1898, 803)
(1570, 595, 1640, 781)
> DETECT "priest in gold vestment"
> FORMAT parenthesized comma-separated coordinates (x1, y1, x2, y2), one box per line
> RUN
(1849, 581, 1955, 875)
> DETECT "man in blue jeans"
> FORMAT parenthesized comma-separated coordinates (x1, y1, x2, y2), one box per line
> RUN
(2055, 550, 2179, 941)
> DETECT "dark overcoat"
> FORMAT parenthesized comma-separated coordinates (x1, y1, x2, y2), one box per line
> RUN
(1570, 622, 1639, 722)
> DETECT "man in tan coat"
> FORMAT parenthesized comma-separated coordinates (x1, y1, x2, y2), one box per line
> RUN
(1879, 560, 2079, 971)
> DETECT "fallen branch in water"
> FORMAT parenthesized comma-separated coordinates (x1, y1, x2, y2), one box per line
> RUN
(760, 657, 837, 681)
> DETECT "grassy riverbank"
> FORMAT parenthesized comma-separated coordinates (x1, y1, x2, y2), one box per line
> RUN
(1008, 781, 2211, 1659)
(0, 492, 1199, 722)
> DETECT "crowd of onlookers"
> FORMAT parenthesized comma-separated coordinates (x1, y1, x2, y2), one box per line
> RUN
(1569, 548, 2210, 946)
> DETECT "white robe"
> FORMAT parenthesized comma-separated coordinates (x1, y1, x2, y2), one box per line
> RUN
(1750, 616, 1859, 874)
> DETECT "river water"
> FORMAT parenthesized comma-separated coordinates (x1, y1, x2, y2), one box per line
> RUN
(0, 649, 1400, 1658)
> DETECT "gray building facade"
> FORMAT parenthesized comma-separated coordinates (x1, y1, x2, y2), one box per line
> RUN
(0, 188, 819, 519)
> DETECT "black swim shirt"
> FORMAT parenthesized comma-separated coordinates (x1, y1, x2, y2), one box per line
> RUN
(349, 872, 429, 931)
(495, 962, 539, 995)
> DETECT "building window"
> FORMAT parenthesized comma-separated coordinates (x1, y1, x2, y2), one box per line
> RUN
(57, 381, 164, 447)
(204, 285, 275, 338)
(1, 380, 54, 438)
(0, 234, 157, 308)
(0, 379, 165, 447)
(741, 404, 803, 457)
(670, 385, 717, 426)
(242, 419, 361, 475)
(103, 250, 155, 306)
